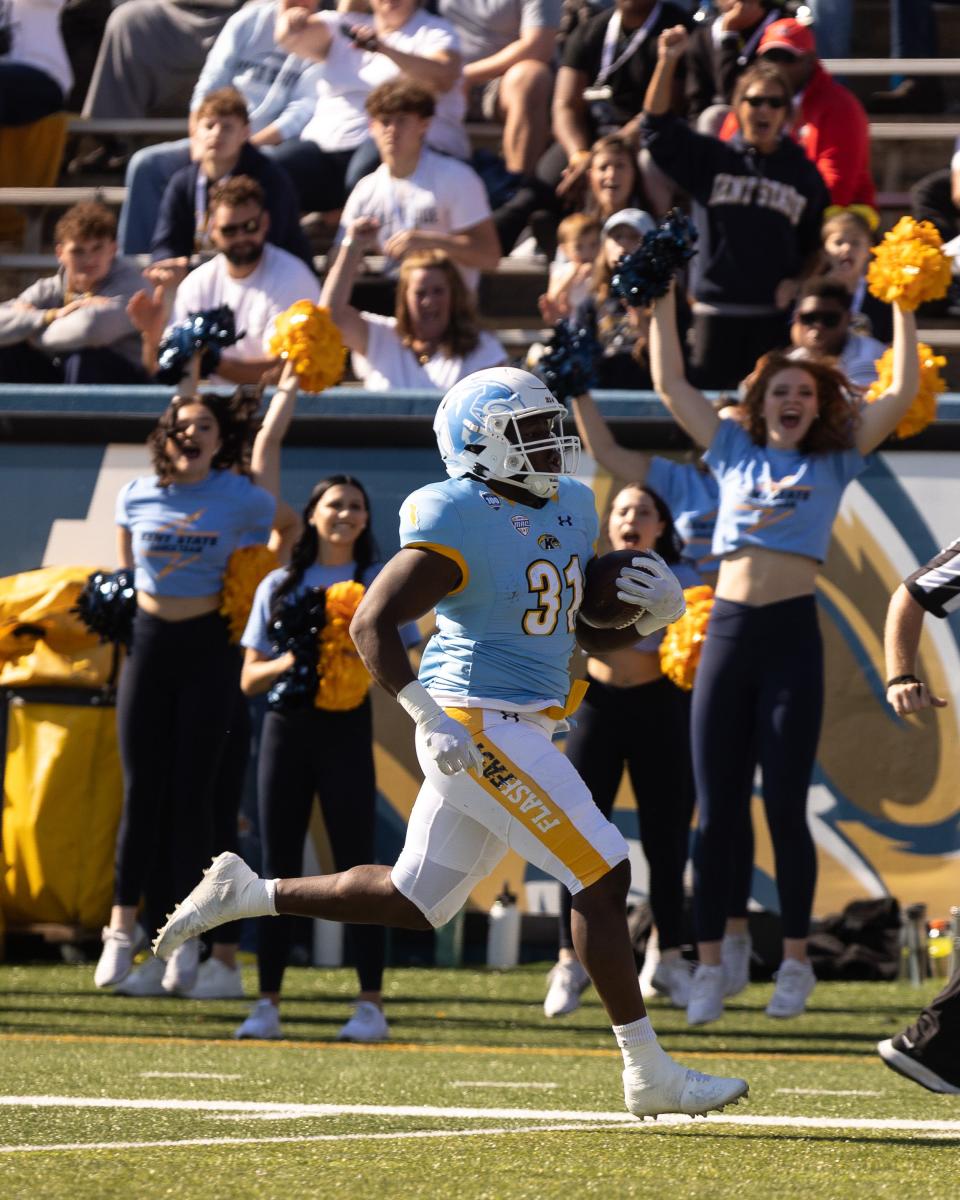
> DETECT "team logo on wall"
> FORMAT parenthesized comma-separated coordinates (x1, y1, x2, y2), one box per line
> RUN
(538, 533, 561, 550)
(480, 491, 501, 509)
(511, 515, 531, 536)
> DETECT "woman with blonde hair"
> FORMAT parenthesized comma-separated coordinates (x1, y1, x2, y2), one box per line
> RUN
(321, 217, 505, 390)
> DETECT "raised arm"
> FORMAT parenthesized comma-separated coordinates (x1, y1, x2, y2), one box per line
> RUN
(275, 6, 333, 61)
(649, 290, 719, 448)
(250, 360, 299, 497)
(644, 26, 689, 116)
(854, 304, 920, 454)
(319, 217, 379, 355)
(570, 392, 651, 483)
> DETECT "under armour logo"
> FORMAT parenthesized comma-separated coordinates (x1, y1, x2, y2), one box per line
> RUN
(499, 711, 521, 722)
(558, 514, 573, 527)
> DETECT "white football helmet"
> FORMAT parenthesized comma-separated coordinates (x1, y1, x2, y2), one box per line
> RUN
(433, 367, 580, 498)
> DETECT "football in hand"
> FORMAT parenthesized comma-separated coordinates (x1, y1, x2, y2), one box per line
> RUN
(578, 549, 659, 630)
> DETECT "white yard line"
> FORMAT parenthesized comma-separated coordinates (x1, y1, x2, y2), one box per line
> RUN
(450, 1082, 560, 1090)
(774, 1089, 882, 1097)
(138, 1080, 243, 1089)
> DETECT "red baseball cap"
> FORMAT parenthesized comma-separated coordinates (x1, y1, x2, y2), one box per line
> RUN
(758, 18, 817, 58)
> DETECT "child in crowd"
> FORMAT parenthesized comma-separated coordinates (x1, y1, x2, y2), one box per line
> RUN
(821, 207, 893, 343)
(539, 213, 602, 324)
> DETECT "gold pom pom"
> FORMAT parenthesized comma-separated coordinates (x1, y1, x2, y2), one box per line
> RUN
(866, 217, 951, 311)
(316, 579, 370, 711)
(267, 301, 346, 393)
(864, 342, 947, 439)
(658, 585, 714, 692)
(220, 545, 280, 643)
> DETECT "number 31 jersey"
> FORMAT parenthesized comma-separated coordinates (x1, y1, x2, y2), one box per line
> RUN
(399, 475, 599, 708)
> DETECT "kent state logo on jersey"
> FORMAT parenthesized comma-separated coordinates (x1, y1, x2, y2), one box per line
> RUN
(538, 533, 561, 550)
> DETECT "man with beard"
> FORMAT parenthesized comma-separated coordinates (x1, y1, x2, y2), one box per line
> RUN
(128, 175, 318, 386)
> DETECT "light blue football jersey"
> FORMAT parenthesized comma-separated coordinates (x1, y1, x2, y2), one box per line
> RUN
(399, 476, 600, 708)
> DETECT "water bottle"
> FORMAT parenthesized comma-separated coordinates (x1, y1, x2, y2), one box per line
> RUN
(313, 918, 344, 967)
(486, 883, 521, 969)
(949, 906, 960, 978)
(927, 918, 952, 979)
(435, 905, 465, 968)
(900, 902, 928, 985)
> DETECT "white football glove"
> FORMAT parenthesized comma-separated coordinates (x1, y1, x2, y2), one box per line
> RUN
(616, 551, 686, 623)
(397, 681, 483, 776)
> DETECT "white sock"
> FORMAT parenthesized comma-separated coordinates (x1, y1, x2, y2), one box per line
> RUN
(613, 1017, 664, 1071)
(236, 876, 278, 917)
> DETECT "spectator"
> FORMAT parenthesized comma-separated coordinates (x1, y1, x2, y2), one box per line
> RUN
(438, 0, 560, 177)
(93, 369, 299, 997)
(236, 475, 418, 1042)
(330, 79, 500, 295)
(0, 0, 72, 126)
(150, 87, 312, 269)
(71, 0, 244, 174)
(547, 0, 693, 203)
(539, 212, 602, 322)
(754, 17, 875, 209)
(647, 280, 919, 1026)
(642, 29, 829, 388)
(572, 207, 657, 389)
(321, 219, 506, 391)
(543, 482, 699, 1018)
(911, 141, 960, 305)
(821, 207, 893, 343)
(685, 0, 785, 130)
(130, 176, 319, 387)
(271, 0, 467, 216)
(118, 1, 324, 256)
(787, 278, 887, 391)
(61, 0, 111, 112)
(877, 538, 959, 1096)
(0, 202, 145, 383)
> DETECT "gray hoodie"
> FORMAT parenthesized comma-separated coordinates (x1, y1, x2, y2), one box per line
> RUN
(0, 255, 145, 370)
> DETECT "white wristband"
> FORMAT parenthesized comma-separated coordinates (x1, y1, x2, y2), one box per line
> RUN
(396, 679, 444, 725)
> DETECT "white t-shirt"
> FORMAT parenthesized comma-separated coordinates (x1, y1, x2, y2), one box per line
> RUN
(170, 244, 319, 384)
(353, 312, 506, 391)
(789, 330, 888, 391)
(337, 149, 491, 291)
(301, 10, 468, 160)
(3, 0, 73, 95)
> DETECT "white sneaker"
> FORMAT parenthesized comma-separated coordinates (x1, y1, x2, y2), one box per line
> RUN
(337, 1001, 390, 1042)
(93, 924, 145, 988)
(114, 955, 166, 996)
(235, 999, 283, 1040)
(765, 960, 816, 1018)
(721, 933, 752, 998)
(623, 1044, 748, 1118)
(651, 958, 695, 1008)
(543, 960, 590, 1017)
(184, 957, 244, 1000)
(161, 937, 200, 994)
(686, 963, 725, 1025)
(153, 852, 274, 960)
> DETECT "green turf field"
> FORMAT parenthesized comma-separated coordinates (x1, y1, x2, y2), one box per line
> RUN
(1, 962, 957, 1199)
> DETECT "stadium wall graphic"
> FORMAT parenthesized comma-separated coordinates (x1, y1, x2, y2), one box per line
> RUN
(1, 436, 958, 924)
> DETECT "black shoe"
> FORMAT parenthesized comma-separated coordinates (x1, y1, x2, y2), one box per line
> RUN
(877, 1033, 960, 1094)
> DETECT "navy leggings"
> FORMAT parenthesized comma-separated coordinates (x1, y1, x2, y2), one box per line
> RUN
(559, 675, 695, 953)
(691, 596, 823, 943)
(256, 700, 385, 995)
(115, 610, 242, 933)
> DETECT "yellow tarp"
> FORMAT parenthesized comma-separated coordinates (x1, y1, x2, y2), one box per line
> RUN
(1, 700, 122, 927)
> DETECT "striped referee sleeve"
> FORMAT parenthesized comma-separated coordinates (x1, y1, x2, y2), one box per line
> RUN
(905, 538, 960, 618)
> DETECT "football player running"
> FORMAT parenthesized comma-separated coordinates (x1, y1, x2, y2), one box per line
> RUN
(153, 367, 748, 1119)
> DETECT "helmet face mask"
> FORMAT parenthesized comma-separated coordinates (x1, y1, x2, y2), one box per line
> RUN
(435, 368, 581, 498)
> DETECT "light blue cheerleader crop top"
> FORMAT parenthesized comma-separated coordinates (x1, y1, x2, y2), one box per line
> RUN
(704, 419, 866, 563)
(117, 470, 276, 597)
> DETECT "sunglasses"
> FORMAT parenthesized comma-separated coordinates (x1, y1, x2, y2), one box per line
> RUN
(742, 94, 788, 110)
(796, 310, 844, 328)
(215, 215, 261, 237)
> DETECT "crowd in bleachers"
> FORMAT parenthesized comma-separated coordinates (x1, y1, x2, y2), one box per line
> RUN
(1, 0, 959, 393)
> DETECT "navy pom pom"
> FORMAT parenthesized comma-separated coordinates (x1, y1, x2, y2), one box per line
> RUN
(73, 569, 137, 647)
(156, 305, 242, 385)
(610, 209, 698, 309)
(266, 587, 327, 711)
(536, 321, 602, 402)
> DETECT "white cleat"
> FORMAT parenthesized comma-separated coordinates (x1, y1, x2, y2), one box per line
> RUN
(624, 1049, 749, 1119)
(765, 960, 816, 1018)
(543, 960, 591, 1017)
(153, 852, 274, 960)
